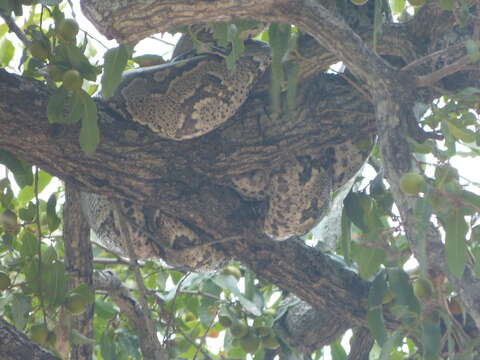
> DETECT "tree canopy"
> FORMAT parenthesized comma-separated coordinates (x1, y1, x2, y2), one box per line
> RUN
(0, 0, 480, 359)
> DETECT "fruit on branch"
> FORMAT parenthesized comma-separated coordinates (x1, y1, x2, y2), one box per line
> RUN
(400, 172, 425, 195)
(62, 69, 83, 92)
(57, 19, 80, 41)
(30, 324, 49, 345)
(413, 277, 433, 300)
(0, 271, 11, 291)
(64, 293, 88, 314)
(30, 40, 50, 61)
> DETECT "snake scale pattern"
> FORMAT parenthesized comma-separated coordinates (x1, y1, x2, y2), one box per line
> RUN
(80, 35, 370, 271)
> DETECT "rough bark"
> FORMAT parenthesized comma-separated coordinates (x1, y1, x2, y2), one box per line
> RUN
(64, 184, 94, 360)
(0, 317, 61, 360)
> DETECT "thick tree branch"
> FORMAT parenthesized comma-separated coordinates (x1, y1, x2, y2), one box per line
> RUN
(0, 317, 61, 360)
(81, 0, 394, 88)
(64, 183, 94, 360)
(0, 68, 374, 335)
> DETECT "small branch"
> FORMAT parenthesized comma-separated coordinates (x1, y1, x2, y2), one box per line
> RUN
(113, 200, 168, 360)
(0, 12, 30, 48)
(92, 270, 167, 360)
(347, 327, 374, 360)
(401, 43, 465, 72)
(149, 35, 176, 47)
(416, 56, 471, 87)
(64, 183, 94, 360)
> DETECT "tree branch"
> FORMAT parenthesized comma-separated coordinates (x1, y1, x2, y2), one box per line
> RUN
(64, 183, 94, 360)
(0, 317, 61, 360)
(93, 271, 168, 360)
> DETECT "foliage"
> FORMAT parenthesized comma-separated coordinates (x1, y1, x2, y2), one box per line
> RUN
(0, 0, 480, 359)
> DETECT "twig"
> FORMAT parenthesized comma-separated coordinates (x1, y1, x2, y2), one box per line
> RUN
(193, 307, 218, 360)
(34, 168, 47, 326)
(113, 200, 167, 360)
(401, 43, 465, 72)
(149, 35, 176, 47)
(416, 55, 471, 87)
(0, 12, 30, 48)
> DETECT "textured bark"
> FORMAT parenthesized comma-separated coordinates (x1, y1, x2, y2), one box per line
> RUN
(348, 328, 374, 360)
(0, 317, 61, 360)
(64, 184, 94, 360)
(93, 271, 168, 360)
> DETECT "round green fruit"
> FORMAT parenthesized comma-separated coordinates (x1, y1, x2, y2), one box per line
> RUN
(222, 265, 242, 279)
(0, 210, 17, 228)
(181, 312, 196, 322)
(47, 64, 65, 82)
(219, 315, 233, 328)
(239, 331, 260, 353)
(413, 278, 433, 300)
(351, 0, 368, 5)
(230, 321, 248, 338)
(407, 0, 426, 6)
(30, 324, 49, 345)
(400, 172, 425, 195)
(0, 271, 11, 291)
(58, 19, 79, 40)
(62, 69, 83, 92)
(65, 293, 88, 314)
(262, 334, 280, 350)
(30, 41, 49, 61)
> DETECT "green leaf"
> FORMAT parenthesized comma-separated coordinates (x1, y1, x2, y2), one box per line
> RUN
(63, 44, 98, 81)
(369, 270, 388, 308)
(66, 92, 84, 124)
(330, 339, 347, 360)
(42, 261, 68, 308)
(20, 230, 38, 257)
(101, 45, 130, 99)
(438, 0, 454, 10)
(465, 39, 480, 63)
(0, 150, 33, 188)
(351, 243, 385, 280)
(212, 274, 261, 316)
(0, 38, 14, 67)
(11, 293, 31, 330)
(422, 315, 441, 360)
(47, 87, 69, 123)
(72, 283, 95, 304)
(340, 207, 352, 265)
(212, 22, 229, 48)
(415, 197, 432, 272)
(367, 271, 388, 345)
(390, 0, 406, 13)
(46, 193, 61, 232)
(387, 268, 420, 315)
(225, 24, 245, 71)
(79, 90, 99, 155)
(344, 192, 374, 232)
(268, 23, 290, 113)
(443, 212, 468, 277)
(18, 202, 36, 222)
(379, 331, 403, 360)
(447, 120, 476, 143)
(17, 170, 52, 206)
(367, 308, 388, 345)
(286, 61, 299, 113)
